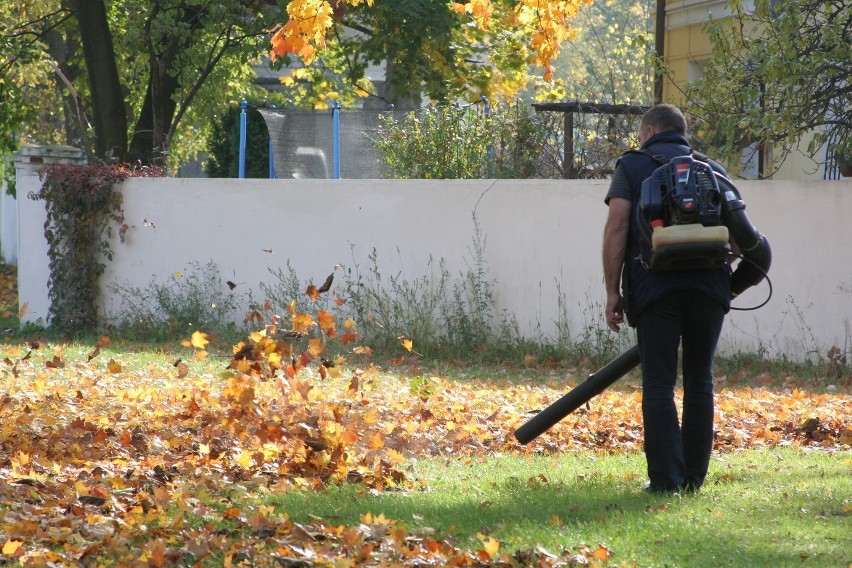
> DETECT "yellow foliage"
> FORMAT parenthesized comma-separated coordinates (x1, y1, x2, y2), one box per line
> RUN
(270, 0, 590, 80)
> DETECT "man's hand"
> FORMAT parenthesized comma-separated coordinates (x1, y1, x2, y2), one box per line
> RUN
(606, 292, 624, 332)
(602, 196, 631, 333)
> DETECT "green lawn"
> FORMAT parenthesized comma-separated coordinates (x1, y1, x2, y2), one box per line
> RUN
(269, 448, 851, 567)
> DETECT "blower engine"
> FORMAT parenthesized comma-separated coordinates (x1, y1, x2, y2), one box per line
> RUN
(638, 155, 731, 272)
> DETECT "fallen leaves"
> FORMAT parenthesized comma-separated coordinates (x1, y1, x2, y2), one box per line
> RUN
(0, 335, 848, 565)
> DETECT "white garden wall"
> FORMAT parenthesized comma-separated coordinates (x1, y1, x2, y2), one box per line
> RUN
(14, 149, 852, 361)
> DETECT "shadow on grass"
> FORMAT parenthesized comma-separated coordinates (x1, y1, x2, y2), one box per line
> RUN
(269, 450, 850, 567)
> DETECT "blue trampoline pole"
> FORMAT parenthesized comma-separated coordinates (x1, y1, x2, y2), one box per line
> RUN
(332, 102, 341, 179)
(268, 104, 276, 179)
(238, 101, 247, 179)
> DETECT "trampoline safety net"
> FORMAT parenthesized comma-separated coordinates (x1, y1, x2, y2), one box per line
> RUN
(258, 108, 411, 179)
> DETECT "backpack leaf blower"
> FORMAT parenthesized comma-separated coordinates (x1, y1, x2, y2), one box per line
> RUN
(513, 163, 771, 445)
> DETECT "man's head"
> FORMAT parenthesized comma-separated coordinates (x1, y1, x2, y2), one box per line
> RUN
(638, 104, 687, 144)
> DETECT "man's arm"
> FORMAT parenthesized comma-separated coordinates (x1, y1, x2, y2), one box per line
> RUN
(602, 197, 631, 332)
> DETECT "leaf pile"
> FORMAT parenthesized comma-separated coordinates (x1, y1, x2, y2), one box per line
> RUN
(0, 334, 849, 565)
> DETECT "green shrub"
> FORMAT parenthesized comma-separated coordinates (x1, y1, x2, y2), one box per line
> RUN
(108, 261, 245, 341)
(206, 101, 271, 178)
(374, 101, 562, 179)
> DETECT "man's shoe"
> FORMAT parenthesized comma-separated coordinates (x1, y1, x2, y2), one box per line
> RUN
(641, 481, 678, 495)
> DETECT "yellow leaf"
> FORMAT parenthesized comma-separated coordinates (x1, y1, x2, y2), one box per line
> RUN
(478, 535, 500, 558)
(292, 313, 314, 334)
(107, 359, 122, 374)
(361, 512, 393, 525)
(400, 337, 413, 352)
(235, 450, 254, 469)
(191, 331, 209, 350)
(2, 540, 23, 555)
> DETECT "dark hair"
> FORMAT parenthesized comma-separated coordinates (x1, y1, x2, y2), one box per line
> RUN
(641, 104, 687, 135)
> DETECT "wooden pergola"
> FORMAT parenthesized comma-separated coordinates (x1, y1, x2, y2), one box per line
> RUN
(532, 101, 652, 179)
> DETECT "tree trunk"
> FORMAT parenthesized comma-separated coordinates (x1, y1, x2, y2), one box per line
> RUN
(127, 4, 201, 164)
(128, 71, 179, 165)
(70, 0, 127, 161)
(43, 21, 88, 149)
(382, 56, 421, 110)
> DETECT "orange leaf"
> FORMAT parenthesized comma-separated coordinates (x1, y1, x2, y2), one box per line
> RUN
(107, 359, 122, 374)
(308, 338, 324, 358)
(223, 507, 242, 520)
(369, 432, 385, 449)
(591, 544, 612, 561)
(317, 310, 335, 333)
(306, 284, 319, 301)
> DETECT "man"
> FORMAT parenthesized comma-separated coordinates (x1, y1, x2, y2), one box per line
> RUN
(602, 104, 731, 494)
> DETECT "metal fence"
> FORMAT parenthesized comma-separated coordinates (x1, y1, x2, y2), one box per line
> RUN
(238, 100, 647, 180)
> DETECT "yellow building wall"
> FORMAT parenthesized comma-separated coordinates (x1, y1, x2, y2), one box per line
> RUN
(661, 1, 831, 180)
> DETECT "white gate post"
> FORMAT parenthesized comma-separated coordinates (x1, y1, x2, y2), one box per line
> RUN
(14, 145, 87, 325)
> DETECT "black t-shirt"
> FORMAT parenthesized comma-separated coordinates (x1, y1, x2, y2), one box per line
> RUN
(604, 165, 631, 205)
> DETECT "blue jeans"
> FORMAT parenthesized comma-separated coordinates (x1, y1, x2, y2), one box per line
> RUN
(636, 290, 725, 492)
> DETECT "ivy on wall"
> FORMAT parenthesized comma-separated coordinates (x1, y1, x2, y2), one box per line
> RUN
(29, 163, 164, 334)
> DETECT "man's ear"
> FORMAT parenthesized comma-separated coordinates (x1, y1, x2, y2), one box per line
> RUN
(640, 125, 658, 143)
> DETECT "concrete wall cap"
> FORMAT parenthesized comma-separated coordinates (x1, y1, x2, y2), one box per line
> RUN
(13, 144, 87, 164)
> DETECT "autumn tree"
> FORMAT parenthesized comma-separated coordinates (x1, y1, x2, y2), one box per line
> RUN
(536, 0, 655, 104)
(269, 0, 591, 108)
(1, 0, 285, 166)
(680, 0, 852, 175)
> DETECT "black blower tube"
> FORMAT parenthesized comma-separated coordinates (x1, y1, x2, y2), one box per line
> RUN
(717, 174, 772, 296)
(514, 345, 640, 444)
(515, 176, 772, 445)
